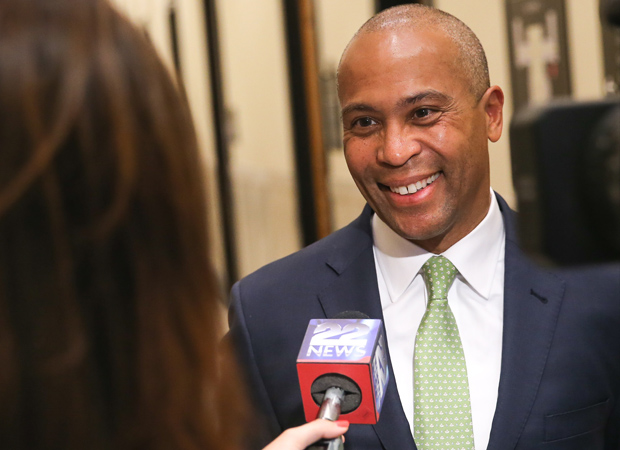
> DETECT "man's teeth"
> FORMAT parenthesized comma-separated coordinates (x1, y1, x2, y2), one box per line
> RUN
(390, 173, 440, 195)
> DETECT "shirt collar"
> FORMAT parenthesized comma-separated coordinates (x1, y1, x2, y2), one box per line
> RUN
(372, 190, 505, 303)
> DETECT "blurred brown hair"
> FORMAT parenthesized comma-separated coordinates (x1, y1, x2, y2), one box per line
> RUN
(0, 0, 246, 448)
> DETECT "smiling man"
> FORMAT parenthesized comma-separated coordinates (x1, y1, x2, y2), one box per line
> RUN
(338, 15, 503, 255)
(228, 5, 620, 450)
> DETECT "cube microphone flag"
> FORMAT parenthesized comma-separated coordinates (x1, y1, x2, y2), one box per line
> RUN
(296, 312, 389, 425)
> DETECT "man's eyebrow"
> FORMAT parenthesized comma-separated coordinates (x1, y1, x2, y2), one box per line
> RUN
(397, 90, 453, 108)
(340, 103, 379, 118)
(340, 90, 454, 118)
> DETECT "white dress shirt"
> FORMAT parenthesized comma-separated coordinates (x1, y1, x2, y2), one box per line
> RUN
(372, 191, 505, 450)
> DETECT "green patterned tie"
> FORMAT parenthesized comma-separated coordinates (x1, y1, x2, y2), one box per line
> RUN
(413, 255, 475, 450)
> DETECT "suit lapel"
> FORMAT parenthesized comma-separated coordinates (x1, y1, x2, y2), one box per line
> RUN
(487, 195, 566, 450)
(317, 205, 416, 449)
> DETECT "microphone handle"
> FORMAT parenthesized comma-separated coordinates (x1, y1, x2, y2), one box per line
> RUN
(306, 387, 345, 450)
(306, 436, 344, 450)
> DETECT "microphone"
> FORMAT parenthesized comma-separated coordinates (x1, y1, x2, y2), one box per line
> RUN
(297, 311, 389, 440)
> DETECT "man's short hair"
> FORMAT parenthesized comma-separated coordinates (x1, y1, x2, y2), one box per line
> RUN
(340, 4, 490, 101)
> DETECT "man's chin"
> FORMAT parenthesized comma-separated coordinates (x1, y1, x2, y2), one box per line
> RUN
(393, 224, 443, 245)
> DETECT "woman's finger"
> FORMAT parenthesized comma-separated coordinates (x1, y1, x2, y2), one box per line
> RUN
(262, 419, 349, 450)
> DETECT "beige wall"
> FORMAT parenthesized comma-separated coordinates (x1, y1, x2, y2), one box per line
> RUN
(111, 0, 302, 280)
(217, 0, 301, 277)
(565, 0, 607, 99)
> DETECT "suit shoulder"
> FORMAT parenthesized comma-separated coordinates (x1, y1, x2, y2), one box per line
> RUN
(557, 263, 620, 293)
(540, 263, 620, 324)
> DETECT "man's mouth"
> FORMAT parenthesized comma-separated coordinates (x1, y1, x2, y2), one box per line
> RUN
(389, 172, 440, 195)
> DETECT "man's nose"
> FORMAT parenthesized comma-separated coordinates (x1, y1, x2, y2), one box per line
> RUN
(377, 124, 421, 167)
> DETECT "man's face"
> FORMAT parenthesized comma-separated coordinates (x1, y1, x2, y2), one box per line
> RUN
(338, 27, 503, 253)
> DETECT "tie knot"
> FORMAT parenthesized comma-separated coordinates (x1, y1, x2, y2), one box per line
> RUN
(422, 255, 458, 301)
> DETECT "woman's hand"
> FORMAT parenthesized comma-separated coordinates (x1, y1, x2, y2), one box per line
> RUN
(262, 419, 349, 450)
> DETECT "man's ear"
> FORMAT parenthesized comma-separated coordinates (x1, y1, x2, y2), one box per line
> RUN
(482, 86, 504, 143)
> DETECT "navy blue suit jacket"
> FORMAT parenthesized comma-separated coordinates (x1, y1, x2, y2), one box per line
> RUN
(228, 194, 620, 449)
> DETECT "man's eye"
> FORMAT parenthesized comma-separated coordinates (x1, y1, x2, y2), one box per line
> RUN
(353, 117, 377, 128)
(413, 108, 435, 119)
